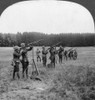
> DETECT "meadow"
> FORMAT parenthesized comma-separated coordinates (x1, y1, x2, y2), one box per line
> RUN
(0, 47, 95, 100)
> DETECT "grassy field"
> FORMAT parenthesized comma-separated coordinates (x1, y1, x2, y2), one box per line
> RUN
(0, 47, 95, 100)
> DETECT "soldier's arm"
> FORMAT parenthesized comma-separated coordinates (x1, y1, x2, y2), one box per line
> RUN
(26, 46, 33, 51)
(14, 51, 21, 57)
(46, 50, 48, 54)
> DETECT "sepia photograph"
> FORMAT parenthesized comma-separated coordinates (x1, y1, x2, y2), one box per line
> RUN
(0, 0, 95, 100)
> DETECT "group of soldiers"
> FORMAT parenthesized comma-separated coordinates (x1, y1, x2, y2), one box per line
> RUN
(12, 43, 33, 80)
(36, 46, 78, 68)
(64, 48, 78, 60)
(41, 45, 64, 67)
(11, 42, 77, 80)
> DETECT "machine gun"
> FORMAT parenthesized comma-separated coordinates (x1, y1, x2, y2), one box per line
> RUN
(30, 39, 43, 79)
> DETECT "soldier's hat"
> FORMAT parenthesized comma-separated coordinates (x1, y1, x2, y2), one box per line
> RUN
(13, 46, 20, 50)
(42, 46, 45, 49)
(21, 43, 25, 47)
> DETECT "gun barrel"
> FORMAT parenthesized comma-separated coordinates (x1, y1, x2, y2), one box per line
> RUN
(28, 39, 43, 45)
(52, 42, 61, 47)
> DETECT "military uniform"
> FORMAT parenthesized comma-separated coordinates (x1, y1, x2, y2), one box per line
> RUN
(20, 44, 33, 78)
(49, 47, 56, 67)
(12, 46, 20, 80)
(36, 49, 41, 62)
(58, 46, 64, 63)
(68, 50, 73, 60)
(42, 47, 48, 67)
(64, 50, 68, 60)
(72, 50, 77, 60)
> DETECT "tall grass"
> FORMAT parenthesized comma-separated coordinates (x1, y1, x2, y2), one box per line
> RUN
(48, 65, 95, 100)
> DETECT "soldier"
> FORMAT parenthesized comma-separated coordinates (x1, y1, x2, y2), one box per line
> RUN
(36, 48, 41, 62)
(12, 46, 21, 80)
(58, 45, 64, 63)
(42, 46, 48, 67)
(20, 43, 33, 78)
(49, 46, 57, 67)
(73, 49, 77, 60)
(54, 47, 58, 64)
(68, 50, 73, 60)
(64, 50, 68, 61)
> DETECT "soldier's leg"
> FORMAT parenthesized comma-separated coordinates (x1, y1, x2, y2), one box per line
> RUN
(58, 55, 60, 63)
(55, 55, 57, 64)
(26, 67, 28, 78)
(13, 66, 16, 79)
(44, 57, 47, 66)
(53, 57, 55, 68)
(21, 60, 24, 78)
(37, 56, 39, 62)
(59, 55, 62, 63)
(43, 57, 46, 66)
(42, 57, 44, 66)
(59, 56, 61, 63)
(22, 63, 25, 78)
(64, 55, 66, 60)
(37, 56, 40, 62)
(17, 72, 20, 79)
(59, 58, 60, 63)
(61, 56, 63, 63)
(39, 56, 41, 62)
(16, 63, 20, 79)
(66, 56, 67, 60)
(26, 62, 29, 78)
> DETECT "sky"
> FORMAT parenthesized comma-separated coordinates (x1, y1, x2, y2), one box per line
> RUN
(0, 0, 94, 34)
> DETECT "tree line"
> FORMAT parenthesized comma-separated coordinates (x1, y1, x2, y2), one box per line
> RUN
(0, 32, 95, 47)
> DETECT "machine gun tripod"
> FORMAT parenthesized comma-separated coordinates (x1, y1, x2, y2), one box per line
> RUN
(29, 39, 43, 80)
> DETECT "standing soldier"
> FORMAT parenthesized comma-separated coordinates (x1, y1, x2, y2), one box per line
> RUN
(68, 50, 73, 60)
(49, 46, 56, 68)
(64, 50, 68, 61)
(20, 43, 33, 78)
(73, 49, 78, 60)
(54, 47, 58, 64)
(12, 46, 21, 80)
(58, 45, 64, 63)
(42, 46, 48, 67)
(36, 48, 41, 62)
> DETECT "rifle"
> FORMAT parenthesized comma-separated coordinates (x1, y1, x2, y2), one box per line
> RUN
(46, 42, 61, 52)
(28, 39, 43, 46)
(68, 47, 73, 52)
(52, 42, 61, 47)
